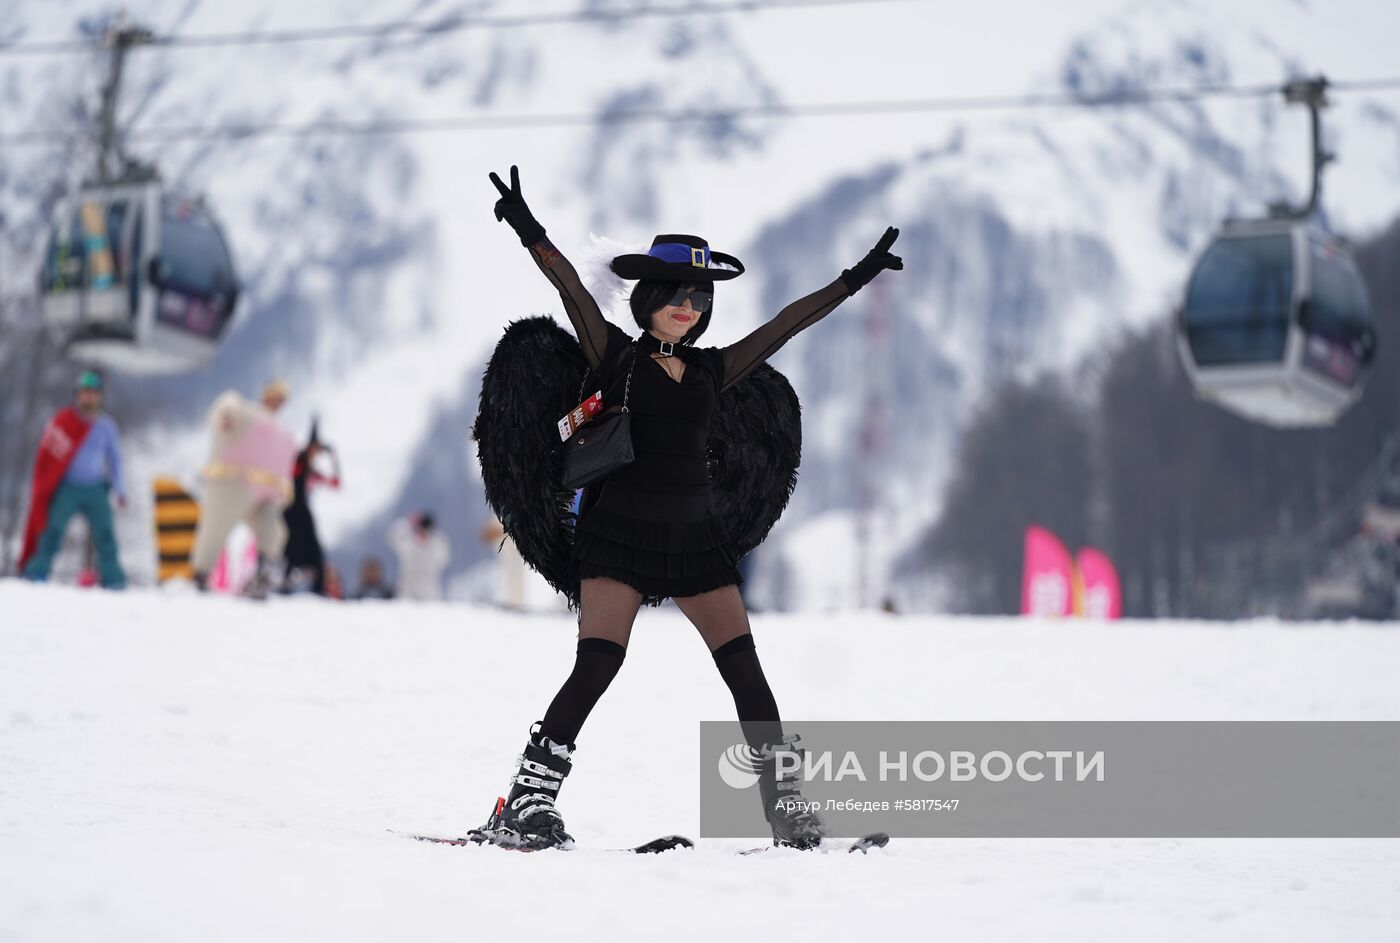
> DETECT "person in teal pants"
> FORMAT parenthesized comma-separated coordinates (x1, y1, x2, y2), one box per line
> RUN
(23, 371, 127, 589)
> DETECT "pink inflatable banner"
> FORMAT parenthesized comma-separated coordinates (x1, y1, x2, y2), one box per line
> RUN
(1021, 526, 1074, 617)
(1074, 547, 1122, 620)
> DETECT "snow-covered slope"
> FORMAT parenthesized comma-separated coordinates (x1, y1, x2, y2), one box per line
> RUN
(2, 0, 1398, 604)
(2, 583, 1400, 941)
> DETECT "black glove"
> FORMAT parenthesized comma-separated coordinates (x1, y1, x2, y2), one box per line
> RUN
(840, 226, 903, 294)
(488, 165, 546, 247)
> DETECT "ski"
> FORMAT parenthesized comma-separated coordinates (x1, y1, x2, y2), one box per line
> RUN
(395, 830, 694, 855)
(399, 829, 887, 855)
(737, 832, 890, 856)
(629, 835, 695, 854)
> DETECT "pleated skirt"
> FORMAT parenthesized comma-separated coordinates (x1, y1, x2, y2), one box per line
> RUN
(570, 483, 742, 607)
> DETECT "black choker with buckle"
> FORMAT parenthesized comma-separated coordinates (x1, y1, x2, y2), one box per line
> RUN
(641, 332, 680, 358)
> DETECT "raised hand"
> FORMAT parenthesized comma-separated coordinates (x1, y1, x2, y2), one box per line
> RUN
(487, 164, 546, 247)
(840, 226, 904, 295)
(488, 165, 526, 217)
(866, 226, 903, 272)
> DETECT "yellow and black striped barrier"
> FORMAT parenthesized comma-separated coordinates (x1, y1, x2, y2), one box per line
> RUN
(152, 476, 199, 583)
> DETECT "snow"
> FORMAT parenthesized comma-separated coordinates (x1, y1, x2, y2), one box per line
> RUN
(3, 581, 1399, 941)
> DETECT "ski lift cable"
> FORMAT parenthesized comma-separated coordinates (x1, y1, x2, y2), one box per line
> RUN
(0, 0, 932, 57)
(3, 76, 1400, 148)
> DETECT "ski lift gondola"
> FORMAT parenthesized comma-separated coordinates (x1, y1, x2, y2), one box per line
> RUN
(38, 24, 239, 374)
(1177, 77, 1377, 427)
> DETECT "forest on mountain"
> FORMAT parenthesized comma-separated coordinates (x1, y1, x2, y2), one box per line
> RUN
(905, 217, 1400, 618)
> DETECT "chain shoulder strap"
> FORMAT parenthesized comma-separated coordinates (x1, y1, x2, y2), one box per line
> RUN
(576, 341, 639, 414)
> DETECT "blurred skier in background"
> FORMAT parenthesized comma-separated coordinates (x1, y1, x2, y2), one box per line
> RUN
(480, 514, 526, 609)
(389, 511, 450, 602)
(282, 419, 340, 595)
(323, 563, 345, 600)
(352, 556, 395, 600)
(191, 380, 298, 600)
(19, 370, 127, 589)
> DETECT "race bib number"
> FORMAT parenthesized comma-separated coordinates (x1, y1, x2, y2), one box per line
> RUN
(558, 391, 604, 441)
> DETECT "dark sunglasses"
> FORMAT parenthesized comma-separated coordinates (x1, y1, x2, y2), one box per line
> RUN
(666, 285, 713, 313)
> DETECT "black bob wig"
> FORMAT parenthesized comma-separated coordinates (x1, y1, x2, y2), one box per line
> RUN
(628, 279, 713, 345)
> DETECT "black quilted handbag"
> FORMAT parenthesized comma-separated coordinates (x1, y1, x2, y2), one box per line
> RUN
(561, 344, 637, 490)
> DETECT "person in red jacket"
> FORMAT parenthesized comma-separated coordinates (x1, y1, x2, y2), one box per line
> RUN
(20, 371, 127, 588)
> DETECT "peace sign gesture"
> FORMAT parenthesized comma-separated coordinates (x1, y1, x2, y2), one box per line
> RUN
(487, 164, 545, 246)
(489, 165, 526, 218)
(866, 227, 903, 272)
(840, 226, 904, 294)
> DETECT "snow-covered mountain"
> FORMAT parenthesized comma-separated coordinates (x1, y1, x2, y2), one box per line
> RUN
(2, 0, 1397, 605)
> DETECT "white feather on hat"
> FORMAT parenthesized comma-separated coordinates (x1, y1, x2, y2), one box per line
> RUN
(574, 233, 648, 317)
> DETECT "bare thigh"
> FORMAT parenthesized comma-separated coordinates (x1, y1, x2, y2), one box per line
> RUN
(673, 584, 753, 652)
(578, 577, 644, 648)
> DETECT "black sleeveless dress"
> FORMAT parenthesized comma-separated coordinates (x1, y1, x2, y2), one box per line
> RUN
(570, 323, 740, 604)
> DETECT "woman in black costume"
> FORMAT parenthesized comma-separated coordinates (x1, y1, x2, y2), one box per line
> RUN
(282, 426, 339, 595)
(473, 166, 902, 850)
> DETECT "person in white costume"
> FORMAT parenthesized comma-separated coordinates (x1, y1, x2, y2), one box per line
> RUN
(390, 511, 451, 602)
(191, 380, 297, 598)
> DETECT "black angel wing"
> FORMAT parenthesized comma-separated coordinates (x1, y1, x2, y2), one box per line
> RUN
(707, 363, 802, 562)
(471, 317, 588, 598)
(472, 316, 801, 602)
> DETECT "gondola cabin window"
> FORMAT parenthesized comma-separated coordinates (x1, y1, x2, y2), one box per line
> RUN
(1183, 234, 1293, 366)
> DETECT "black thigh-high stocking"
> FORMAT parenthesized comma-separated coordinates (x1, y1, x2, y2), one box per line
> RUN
(674, 586, 784, 750)
(538, 637, 626, 747)
(536, 577, 642, 746)
(711, 634, 784, 751)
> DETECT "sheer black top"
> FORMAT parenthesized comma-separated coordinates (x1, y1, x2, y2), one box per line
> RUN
(528, 238, 851, 496)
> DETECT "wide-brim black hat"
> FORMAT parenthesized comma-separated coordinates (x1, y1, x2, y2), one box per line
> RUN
(610, 234, 744, 282)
